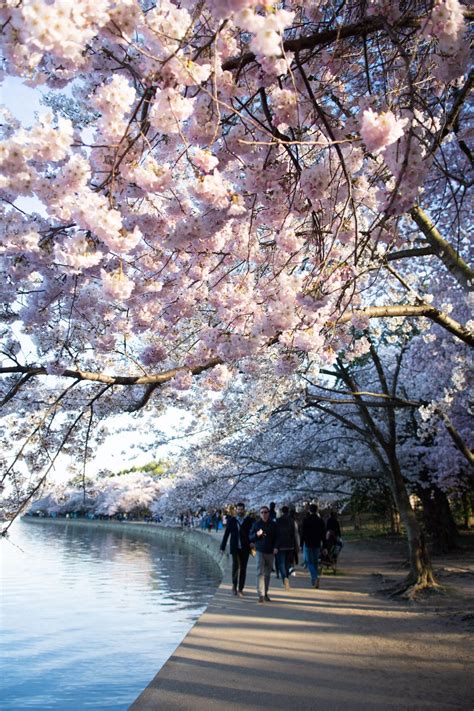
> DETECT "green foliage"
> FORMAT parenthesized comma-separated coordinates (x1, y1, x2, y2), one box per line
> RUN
(345, 480, 393, 518)
(337, 480, 402, 539)
(341, 519, 399, 540)
(66, 474, 97, 488)
(110, 460, 169, 478)
(450, 490, 474, 530)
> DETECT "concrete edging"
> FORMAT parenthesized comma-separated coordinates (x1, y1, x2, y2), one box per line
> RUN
(21, 517, 228, 576)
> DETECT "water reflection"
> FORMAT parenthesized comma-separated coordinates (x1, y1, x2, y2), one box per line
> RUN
(0, 520, 221, 710)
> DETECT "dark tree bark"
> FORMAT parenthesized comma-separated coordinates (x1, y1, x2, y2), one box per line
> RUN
(415, 485, 459, 553)
(385, 454, 437, 594)
(461, 492, 473, 530)
(336, 349, 438, 596)
(389, 505, 401, 535)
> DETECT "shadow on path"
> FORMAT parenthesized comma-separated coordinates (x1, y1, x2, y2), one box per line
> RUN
(131, 541, 473, 711)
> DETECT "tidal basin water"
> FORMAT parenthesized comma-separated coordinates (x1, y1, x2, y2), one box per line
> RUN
(0, 519, 221, 710)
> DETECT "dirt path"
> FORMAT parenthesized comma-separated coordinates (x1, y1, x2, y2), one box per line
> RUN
(131, 539, 474, 710)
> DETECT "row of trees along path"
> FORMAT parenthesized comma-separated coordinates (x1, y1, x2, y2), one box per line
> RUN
(1, 0, 473, 597)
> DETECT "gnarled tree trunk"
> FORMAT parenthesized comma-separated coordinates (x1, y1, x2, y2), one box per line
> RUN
(388, 456, 437, 596)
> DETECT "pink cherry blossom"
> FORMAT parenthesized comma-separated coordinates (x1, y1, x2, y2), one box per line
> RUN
(0, 0, 472, 539)
(149, 88, 195, 135)
(172, 370, 193, 390)
(360, 108, 408, 155)
(100, 268, 135, 300)
(191, 148, 219, 173)
(201, 364, 233, 391)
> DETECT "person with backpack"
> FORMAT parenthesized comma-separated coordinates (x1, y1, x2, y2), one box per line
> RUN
(300, 503, 326, 589)
(275, 505, 299, 590)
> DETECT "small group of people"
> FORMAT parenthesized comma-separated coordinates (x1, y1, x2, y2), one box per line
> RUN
(206, 509, 224, 532)
(180, 509, 224, 531)
(220, 502, 341, 603)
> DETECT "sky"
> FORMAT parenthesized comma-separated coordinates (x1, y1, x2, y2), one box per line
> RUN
(2, 77, 49, 215)
(51, 407, 203, 483)
(2, 75, 44, 125)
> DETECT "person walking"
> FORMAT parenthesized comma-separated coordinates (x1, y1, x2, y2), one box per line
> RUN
(220, 503, 254, 597)
(268, 502, 279, 577)
(289, 506, 300, 573)
(213, 509, 222, 532)
(269, 502, 277, 522)
(275, 505, 299, 590)
(326, 509, 343, 554)
(300, 503, 326, 589)
(249, 506, 277, 603)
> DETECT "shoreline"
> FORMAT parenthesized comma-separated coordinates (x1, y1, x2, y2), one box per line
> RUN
(21, 516, 227, 576)
(20, 517, 473, 710)
(16, 516, 229, 708)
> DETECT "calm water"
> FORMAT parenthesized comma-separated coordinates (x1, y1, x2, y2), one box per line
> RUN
(0, 519, 221, 710)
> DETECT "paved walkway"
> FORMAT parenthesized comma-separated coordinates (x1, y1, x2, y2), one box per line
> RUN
(131, 542, 473, 711)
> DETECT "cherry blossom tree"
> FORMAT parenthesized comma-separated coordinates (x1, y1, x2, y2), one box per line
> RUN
(28, 470, 162, 517)
(1, 0, 473, 531)
(166, 312, 472, 594)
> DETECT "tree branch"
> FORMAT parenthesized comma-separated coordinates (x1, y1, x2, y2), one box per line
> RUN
(337, 305, 474, 347)
(233, 458, 378, 479)
(0, 358, 222, 388)
(222, 10, 474, 72)
(438, 68, 474, 145)
(386, 246, 435, 261)
(306, 394, 420, 409)
(0, 373, 36, 407)
(437, 410, 474, 468)
(410, 205, 474, 291)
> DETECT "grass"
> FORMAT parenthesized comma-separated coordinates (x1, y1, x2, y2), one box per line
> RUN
(341, 522, 402, 541)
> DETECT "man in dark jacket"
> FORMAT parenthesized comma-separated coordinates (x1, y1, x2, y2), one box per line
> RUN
(249, 505, 277, 603)
(220, 503, 254, 597)
(275, 505, 299, 590)
(300, 503, 326, 589)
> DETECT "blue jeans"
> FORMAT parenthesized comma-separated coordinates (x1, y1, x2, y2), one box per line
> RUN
(276, 550, 292, 580)
(304, 545, 320, 584)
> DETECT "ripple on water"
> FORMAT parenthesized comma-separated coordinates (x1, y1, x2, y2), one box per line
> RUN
(0, 520, 221, 710)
